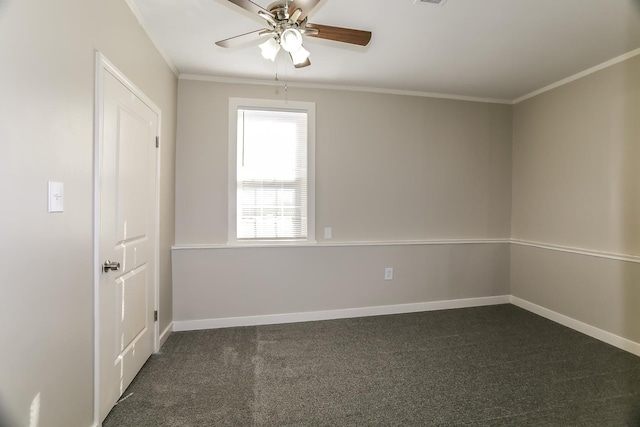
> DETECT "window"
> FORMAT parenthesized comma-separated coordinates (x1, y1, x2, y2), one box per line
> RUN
(228, 98, 315, 244)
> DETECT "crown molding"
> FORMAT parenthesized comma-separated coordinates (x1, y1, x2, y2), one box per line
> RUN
(179, 74, 513, 105)
(181, 46, 640, 105)
(124, 0, 180, 77)
(513, 47, 640, 104)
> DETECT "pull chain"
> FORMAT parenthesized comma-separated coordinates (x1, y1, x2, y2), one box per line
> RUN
(274, 56, 289, 99)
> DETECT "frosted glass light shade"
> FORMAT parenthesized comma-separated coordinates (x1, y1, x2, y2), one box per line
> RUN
(281, 28, 303, 53)
(259, 37, 280, 61)
(290, 45, 310, 65)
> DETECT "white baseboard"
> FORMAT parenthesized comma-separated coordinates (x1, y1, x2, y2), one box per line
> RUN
(511, 296, 640, 358)
(174, 295, 640, 358)
(173, 295, 511, 331)
(159, 322, 173, 348)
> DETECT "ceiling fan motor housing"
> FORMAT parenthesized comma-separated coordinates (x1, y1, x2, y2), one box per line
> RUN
(269, 1, 292, 21)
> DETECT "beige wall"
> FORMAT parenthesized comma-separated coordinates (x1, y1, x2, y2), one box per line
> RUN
(174, 244, 510, 322)
(511, 55, 640, 343)
(511, 245, 640, 343)
(512, 55, 640, 253)
(174, 54, 640, 350)
(0, 1, 177, 426)
(176, 80, 512, 243)
(173, 79, 512, 322)
(0, 0, 637, 423)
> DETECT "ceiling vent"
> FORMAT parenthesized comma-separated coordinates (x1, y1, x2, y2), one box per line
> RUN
(414, 0, 448, 5)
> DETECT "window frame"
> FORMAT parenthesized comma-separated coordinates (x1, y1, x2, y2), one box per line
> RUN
(228, 97, 316, 245)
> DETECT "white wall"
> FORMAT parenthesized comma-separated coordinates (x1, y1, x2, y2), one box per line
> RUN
(511, 54, 640, 345)
(173, 79, 512, 324)
(0, 1, 177, 425)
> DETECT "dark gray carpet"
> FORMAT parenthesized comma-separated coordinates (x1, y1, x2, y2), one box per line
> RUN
(103, 305, 640, 426)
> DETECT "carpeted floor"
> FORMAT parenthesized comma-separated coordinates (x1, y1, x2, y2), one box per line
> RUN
(103, 304, 640, 426)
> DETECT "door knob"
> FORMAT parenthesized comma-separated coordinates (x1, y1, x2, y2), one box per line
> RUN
(103, 260, 121, 273)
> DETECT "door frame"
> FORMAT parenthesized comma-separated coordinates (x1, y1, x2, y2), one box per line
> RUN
(93, 51, 162, 426)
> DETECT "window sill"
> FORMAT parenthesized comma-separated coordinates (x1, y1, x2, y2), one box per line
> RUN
(226, 240, 318, 248)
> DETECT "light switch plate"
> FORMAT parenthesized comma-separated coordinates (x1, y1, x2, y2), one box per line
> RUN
(48, 181, 64, 213)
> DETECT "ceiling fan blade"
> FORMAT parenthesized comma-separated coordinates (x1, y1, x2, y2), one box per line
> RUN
(288, 0, 322, 21)
(305, 23, 372, 46)
(216, 29, 272, 48)
(258, 10, 278, 27)
(226, 0, 271, 16)
(294, 57, 311, 68)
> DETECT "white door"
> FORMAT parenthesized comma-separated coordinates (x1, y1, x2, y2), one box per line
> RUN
(98, 67, 158, 422)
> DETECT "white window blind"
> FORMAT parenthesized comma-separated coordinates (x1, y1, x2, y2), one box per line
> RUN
(236, 107, 308, 241)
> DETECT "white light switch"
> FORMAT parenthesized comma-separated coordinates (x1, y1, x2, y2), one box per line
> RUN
(324, 227, 332, 239)
(48, 181, 64, 213)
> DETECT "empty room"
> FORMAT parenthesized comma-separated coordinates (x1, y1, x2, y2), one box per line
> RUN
(1, 0, 640, 426)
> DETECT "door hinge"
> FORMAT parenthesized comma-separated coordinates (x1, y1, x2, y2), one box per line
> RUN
(154, 310, 158, 322)
(155, 136, 159, 148)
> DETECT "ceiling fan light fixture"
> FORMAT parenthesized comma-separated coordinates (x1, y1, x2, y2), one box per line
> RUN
(280, 28, 303, 53)
(290, 45, 310, 65)
(259, 37, 280, 61)
(217, 0, 372, 70)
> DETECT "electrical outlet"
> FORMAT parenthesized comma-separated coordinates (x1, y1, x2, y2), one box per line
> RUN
(324, 227, 332, 239)
(384, 267, 393, 281)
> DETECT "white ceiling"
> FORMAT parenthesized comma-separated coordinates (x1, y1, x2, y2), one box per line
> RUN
(129, 0, 640, 101)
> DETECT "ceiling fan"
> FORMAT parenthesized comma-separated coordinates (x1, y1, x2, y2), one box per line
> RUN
(215, 0, 372, 68)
